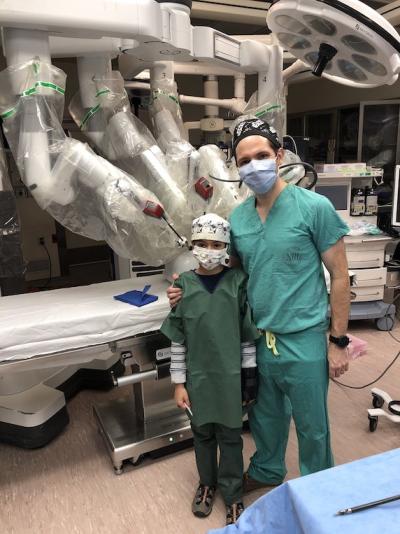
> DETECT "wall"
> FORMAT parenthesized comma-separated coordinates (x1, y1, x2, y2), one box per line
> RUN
(287, 76, 400, 115)
(15, 197, 60, 281)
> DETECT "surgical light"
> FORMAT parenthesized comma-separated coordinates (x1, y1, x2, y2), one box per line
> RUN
(267, 0, 400, 87)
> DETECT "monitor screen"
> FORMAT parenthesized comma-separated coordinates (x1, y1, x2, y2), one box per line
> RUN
(315, 184, 349, 211)
(392, 165, 400, 226)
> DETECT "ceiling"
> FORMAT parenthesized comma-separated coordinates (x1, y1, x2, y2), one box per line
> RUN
(191, 0, 400, 36)
(366, 0, 396, 7)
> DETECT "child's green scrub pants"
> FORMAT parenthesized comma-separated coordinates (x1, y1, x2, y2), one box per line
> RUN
(191, 423, 243, 505)
(248, 325, 333, 485)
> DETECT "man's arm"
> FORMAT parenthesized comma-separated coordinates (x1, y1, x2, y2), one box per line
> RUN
(321, 238, 351, 378)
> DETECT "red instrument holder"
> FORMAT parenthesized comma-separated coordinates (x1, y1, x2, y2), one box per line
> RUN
(143, 201, 164, 218)
(195, 177, 214, 200)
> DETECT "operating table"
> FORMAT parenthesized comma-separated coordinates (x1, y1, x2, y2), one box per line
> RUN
(0, 274, 189, 460)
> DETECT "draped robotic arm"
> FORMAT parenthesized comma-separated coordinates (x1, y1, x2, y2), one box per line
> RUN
(0, 56, 186, 266)
(0, 0, 400, 269)
(0, 0, 272, 267)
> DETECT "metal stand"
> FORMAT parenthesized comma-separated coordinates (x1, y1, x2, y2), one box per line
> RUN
(368, 387, 400, 432)
(0, 349, 122, 448)
(349, 301, 396, 331)
(94, 331, 192, 474)
(94, 398, 191, 474)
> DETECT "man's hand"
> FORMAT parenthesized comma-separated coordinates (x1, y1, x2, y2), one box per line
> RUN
(328, 343, 349, 378)
(174, 384, 190, 409)
(167, 273, 183, 308)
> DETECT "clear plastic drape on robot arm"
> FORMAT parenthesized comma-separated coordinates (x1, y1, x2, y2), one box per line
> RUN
(149, 76, 245, 220)
(0, 59, 183, 266)
(148, 76, 198, 194)
(69, 70, 191, 237)
(75, 134, 186, 263)
(0, 60, 72, 209)
(240, 89, 286, 143)
(56, 139, 184, 265)
(149, 77, 188, 148)
(196, 145, 244, 219)
(69, 70, 131, 154)
(230, 89, 305, 185)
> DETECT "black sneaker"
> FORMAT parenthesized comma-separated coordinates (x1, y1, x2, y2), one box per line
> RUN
(191, 484, 216, 517)
(243, 471, 280, 494)
(226, 502, 244, 525)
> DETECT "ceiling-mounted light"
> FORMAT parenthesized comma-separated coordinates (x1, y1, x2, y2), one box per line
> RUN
(268, 0, 400, 87)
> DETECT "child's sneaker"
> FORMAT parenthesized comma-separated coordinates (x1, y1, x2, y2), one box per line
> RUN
(226, 502, 244, 525)
(191, 484, 216, 517)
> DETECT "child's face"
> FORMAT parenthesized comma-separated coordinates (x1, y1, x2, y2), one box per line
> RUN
(193, 239, 226, 251)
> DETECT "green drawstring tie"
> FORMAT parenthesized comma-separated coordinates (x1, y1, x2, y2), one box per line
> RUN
(265, 331, 280, 357)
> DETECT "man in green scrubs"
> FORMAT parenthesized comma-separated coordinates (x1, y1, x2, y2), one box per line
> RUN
(230, 118, 350, 490)
(168, 118, 350, 492)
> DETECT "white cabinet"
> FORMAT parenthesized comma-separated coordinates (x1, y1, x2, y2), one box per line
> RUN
(350, 286, 384, 302)
(352, 267, 387, 287)
(345, 236, 392, 303)
(347, 250, 385, 270)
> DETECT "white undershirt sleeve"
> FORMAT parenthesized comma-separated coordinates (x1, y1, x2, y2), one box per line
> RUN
(170, 342, 187, 384)
(241, 341, 257, 368)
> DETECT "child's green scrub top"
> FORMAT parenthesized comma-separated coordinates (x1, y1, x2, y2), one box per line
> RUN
(161, 268, 259, 429)
(229, 185, 349, 335)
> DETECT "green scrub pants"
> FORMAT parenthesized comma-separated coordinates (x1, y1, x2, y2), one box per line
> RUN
(191, 423, 243, 505)
(248, 330, 334, 485)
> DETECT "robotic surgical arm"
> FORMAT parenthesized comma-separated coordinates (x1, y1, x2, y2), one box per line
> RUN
(0, 56, 185, 266)
(69, 54, 249, 227)
(69, 57, 191, 238)
(147, 64, 246, 219)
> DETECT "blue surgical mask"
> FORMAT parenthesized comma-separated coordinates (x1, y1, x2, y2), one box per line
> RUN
(238, 159, 277, 195)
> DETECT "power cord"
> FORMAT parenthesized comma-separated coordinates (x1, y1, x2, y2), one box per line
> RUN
(331, 349, 400, 390)
(332, 292, 400, 389)
(283, 135, 298, 155)
(39, 240, 52, 289)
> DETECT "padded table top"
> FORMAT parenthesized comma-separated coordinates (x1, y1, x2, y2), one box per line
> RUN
(0, 275, 170, 361)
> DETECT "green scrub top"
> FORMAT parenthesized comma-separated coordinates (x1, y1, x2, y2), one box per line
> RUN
(160, 268, 259, 428)
(229, 185, 349, 335)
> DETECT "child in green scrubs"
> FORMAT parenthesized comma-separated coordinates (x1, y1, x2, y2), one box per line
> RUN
(161, 213, 259, 526)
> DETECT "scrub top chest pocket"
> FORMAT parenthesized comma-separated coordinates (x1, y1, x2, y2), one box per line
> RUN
(233, 218, 320, 278)
(270, 224, 320, 276)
